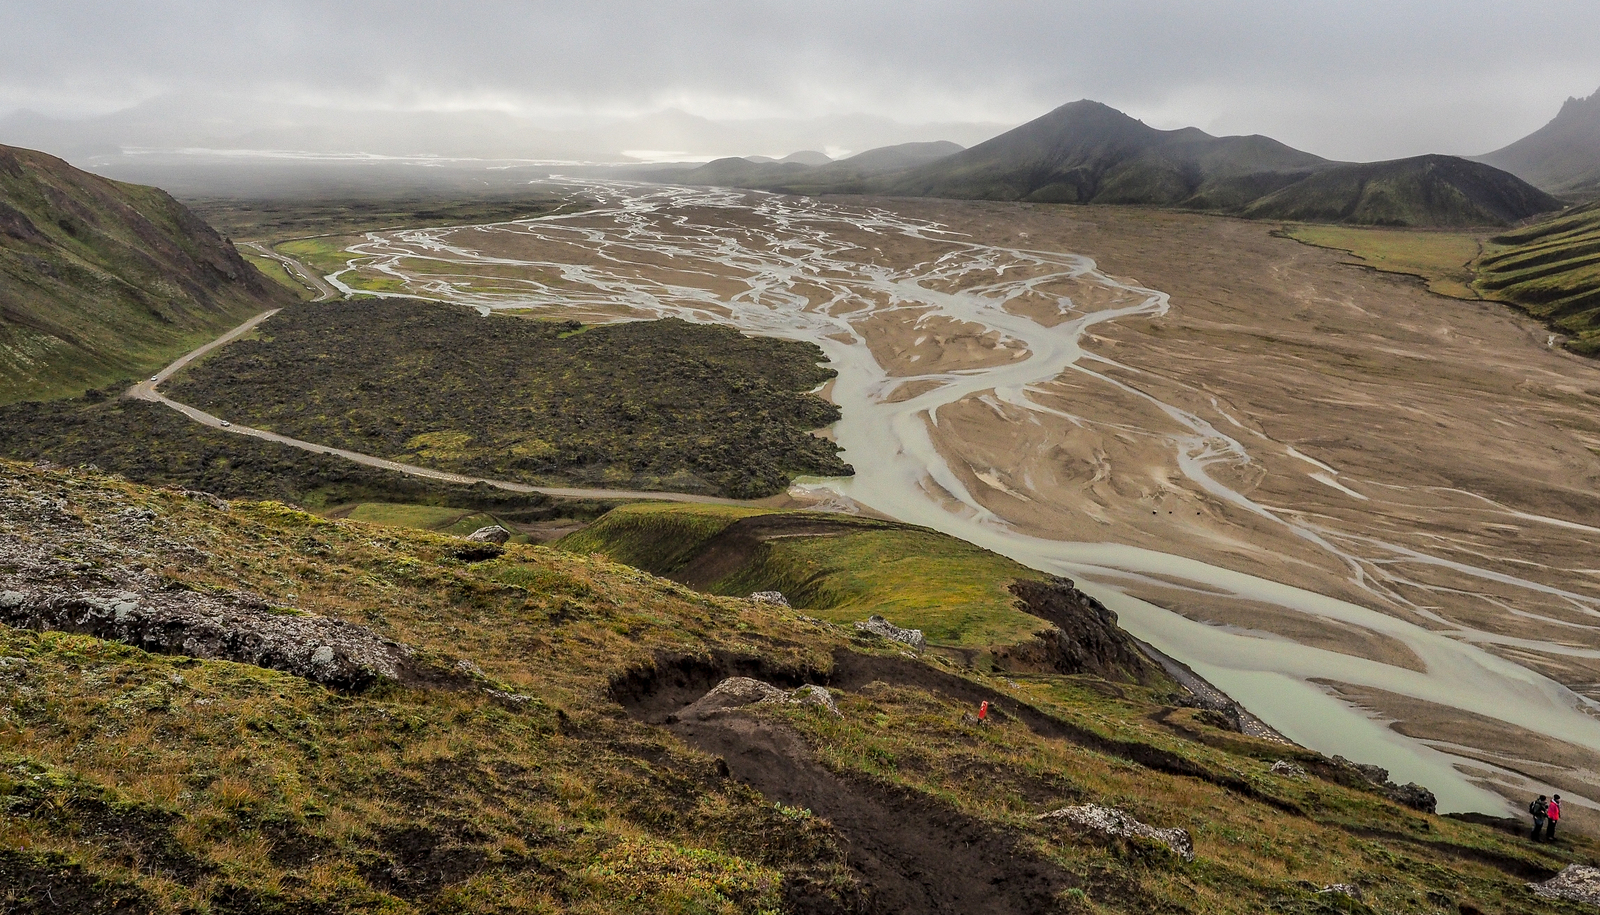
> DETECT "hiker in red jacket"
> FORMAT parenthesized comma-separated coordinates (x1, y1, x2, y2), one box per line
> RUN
(1546, 794, 1562, 841)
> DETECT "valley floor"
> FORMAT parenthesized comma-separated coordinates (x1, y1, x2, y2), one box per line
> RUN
(308, 185, 1600, 831)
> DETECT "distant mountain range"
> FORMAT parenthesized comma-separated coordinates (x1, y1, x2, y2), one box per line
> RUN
(0, 95, 1005, 164)
(680, 100, 1562, 227)
(0, 144, 287, 403)
(1478, 87, 1600, 200)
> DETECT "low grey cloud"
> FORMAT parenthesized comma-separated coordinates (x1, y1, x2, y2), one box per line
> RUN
(1, 0, 1596, 160)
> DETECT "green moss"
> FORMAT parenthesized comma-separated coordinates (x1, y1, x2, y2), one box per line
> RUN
(163, 300, 851, 498)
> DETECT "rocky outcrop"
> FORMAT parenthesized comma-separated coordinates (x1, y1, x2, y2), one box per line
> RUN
(0, 586, 413, 691)
(674, 676, 839, 720)
(854, 615, 925, 651)
(1531, 865, 1600, 905)
(1269, 760, 1308, 778)
(1319, 884, 1363, 902)
(998, 577, 1159, 683)
(1037, 804, 1194, 862)
(748, 590, 790, 606)
(1327, 756, 1437, 813)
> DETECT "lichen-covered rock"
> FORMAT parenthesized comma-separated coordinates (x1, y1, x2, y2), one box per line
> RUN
(1037, 804, 1195, 862)
(749, 591, 790, 606)
(1270, 760, 1307, 778)
(182, 489, 229, 511)
(466, 525, 511, 544)
(1531, 865, 1600, 905)
(0, 586, 413, 691)
(676, 677, 840, 720)
(1319, 883, 1363, 901)
(854, 614, 925, 651)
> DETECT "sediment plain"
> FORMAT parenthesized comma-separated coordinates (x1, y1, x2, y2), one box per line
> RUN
(310, 183, 1600, 828)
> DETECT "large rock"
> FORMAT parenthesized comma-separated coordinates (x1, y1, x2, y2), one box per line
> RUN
(995, 576, 1161, 683)
(749, 591, 790, 606)
(676, 676, 840, 720)
(1531, 865, 1600, 905)
(466, 525, 511, 544)
(1328, 755, 1437, 813)
(854, 614, 925, 651)
(1037, 804, 1195, 862)
(0, 586, 414, 691)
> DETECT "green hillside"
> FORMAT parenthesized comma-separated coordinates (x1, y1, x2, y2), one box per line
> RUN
(2, 459, 1593, 913)
(0, 144, 289, 404)
(1476, 201, 1600, 353)
(1242, 155, 1562, 227)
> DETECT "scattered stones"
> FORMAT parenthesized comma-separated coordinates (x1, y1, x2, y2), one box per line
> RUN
(1037, 804, 1195, 862)
(182, 490, 229, 511)
(749, 591, 790, 606)
(1270, 760, 1307, 778)
(1531, 865, 1600, 905)
(854, 614, 926, 651)
(466, 525, 511, 544)
(1318, 883, 1363, 901)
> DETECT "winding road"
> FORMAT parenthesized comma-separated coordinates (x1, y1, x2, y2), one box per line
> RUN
(242, 242, 340, 301)
(127, 310, 749, 507)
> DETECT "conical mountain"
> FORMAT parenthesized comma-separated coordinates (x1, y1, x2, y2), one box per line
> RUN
(884, 100, 1330, 207)
(1478, 87, 1600, 199)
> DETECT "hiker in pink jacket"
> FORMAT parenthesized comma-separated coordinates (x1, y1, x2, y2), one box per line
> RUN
(1545, 794, 1562, 841)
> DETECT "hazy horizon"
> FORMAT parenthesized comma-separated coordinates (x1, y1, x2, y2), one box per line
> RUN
(3, 1, 1598, 169)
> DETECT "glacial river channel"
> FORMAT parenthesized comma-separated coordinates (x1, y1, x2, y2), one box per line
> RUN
(325, 180, 1600, 814)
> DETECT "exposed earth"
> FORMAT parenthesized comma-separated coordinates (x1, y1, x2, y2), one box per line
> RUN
(277, 183, 1600, 830)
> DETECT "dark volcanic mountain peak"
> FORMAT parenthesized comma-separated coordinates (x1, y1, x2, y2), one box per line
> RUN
(1479, 86, 1600, 199)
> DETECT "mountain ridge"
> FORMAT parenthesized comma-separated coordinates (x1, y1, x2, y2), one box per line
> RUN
(0, 143, 289, 403)
(1478, 86, 1600, 200)
(682, 100, 1562, 227)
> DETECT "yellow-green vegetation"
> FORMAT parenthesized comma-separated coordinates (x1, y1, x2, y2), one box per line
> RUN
(240, 252, 313, 299)
(1285, 201, 1600, 356)
(560, 503, 1081, 647)
(1281, 225, 1485, 298)
(189, 194, 569, 245)
(1, 459, 1589, 913)
(0, 144, 289, 404)
(1477, 201, 1600, 354)
(339, 502, 508, 538)
(165, 300, 850, 498)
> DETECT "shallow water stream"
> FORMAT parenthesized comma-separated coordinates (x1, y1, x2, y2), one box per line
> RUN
(327, 181, 1600, 814)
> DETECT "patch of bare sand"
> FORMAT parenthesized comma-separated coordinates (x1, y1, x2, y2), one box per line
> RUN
(854, 307, 1028, 376)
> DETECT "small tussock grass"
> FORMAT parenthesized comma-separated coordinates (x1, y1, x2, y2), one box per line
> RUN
(1, 459, 1592, 913)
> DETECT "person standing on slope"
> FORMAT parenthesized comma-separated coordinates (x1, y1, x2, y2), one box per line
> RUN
(1530, 794, 1549, 840)
(1545, 795, 1562, 841)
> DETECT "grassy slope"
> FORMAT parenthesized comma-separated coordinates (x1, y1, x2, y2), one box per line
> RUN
(163, 300, 850, 498)
(1477, 202, 1600, 353)
(0, 144, 289, 404)
(1242, 156, 1561, 228)
(556, 504, 1102, 649)
(3, 460, 1593, 914)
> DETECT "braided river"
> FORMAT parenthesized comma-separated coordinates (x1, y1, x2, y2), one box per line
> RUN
(323, 180, 1600, 816)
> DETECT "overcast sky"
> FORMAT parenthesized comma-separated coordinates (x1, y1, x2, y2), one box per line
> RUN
(2, 0, 1597, 160)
